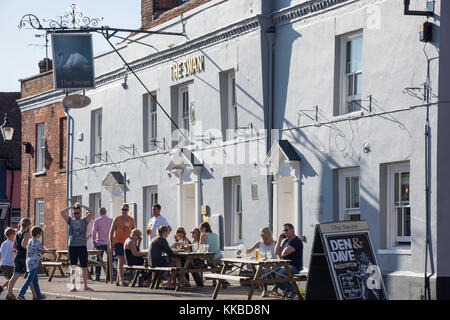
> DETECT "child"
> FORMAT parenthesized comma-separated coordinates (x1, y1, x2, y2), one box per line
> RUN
(17, 226, 47, 300)
(0, 227, 16, 294)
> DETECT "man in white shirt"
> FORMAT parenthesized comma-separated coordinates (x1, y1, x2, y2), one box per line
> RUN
(146, 204, 171, 242)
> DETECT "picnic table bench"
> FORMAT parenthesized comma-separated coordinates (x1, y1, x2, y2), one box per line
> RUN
(41, 250, 106, 281)
(205, 258, 307, 300)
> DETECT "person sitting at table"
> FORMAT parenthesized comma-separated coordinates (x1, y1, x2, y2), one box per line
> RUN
(171, 227, 191, 250)
(236, 227, 278, 297)
(150, 225, 189, 289)
(274, 223, 303, 299)
(190, 228, 201, 246)
(124, 228, 151, 286)
(199, 222, 222, 265)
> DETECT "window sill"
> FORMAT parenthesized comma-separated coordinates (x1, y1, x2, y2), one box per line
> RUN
(33, 171, 46, 177)
(378, 247, 411, 255)
(332, 110, 364, 121)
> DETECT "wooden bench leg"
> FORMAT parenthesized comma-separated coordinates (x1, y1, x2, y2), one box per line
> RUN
(155, 271, 163, 289)
(151, 272, 159, 289)
(131, 270, 140, 287)
(48, 266, 57, 282)
(212, 280, 222, 300)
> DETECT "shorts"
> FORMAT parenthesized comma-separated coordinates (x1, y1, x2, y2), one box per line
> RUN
(114, 243, 124, 256)
(1, 265, 14, 279)
(13, 257, 27, 274)
(69, 246, 88, 268)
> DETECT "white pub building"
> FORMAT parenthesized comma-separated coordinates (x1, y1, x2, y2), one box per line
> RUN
(17, 0, 450, 299)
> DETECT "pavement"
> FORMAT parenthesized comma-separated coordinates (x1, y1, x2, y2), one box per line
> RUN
(1, 272, 306, 301)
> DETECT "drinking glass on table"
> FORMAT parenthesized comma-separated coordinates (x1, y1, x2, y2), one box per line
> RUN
(204, 244, 209, 253)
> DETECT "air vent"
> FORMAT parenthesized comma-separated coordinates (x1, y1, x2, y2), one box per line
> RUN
(251, 184, 258, 200)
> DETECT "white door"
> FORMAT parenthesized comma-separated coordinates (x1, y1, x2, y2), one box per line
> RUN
(181, 184, 196, 235)
(277, 176, 295, 232)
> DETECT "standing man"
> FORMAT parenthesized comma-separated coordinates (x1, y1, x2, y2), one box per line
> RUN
(92, 207, 112, 281)
(146, 204, 171, 267)
(60, 203, 95, 292)
(146, 204, 171, 243)
(274, 223, 303, 299)
(109, 203, 135, 286)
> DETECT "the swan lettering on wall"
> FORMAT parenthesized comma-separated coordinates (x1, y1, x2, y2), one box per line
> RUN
(51, 33, 95, 90)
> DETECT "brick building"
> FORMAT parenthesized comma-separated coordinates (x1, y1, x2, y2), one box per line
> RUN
(0, 92, 22, 241)
(19, 61, 68, 249)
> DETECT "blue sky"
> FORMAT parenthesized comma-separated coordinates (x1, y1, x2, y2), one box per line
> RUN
(0, 0, 140, 92)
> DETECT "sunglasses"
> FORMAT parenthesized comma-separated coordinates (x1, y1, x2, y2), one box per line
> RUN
(74, 212, 81, 215)
(190, 231, 196, 234)
(122, 208, 129, 211)
(176, 231, 184, 234)
(283, 229, 289, 232)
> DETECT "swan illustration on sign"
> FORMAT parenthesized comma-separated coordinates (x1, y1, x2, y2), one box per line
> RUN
(58, 51, 91, 72)
(51, 33, 95, 89)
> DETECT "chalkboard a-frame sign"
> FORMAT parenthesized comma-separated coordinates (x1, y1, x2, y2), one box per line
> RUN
(305, 221, 388, 300)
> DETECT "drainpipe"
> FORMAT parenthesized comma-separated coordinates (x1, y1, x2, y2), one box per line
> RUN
(264, 24, 276, 231)
(64, 107, 71, 207)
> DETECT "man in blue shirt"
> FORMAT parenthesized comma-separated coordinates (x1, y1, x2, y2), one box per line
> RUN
(274, 223, 303, 299)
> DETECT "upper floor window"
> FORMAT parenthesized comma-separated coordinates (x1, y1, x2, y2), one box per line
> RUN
(179, 85, 191, 141)
(228, 72, 238, 132)
(36, 123, 45, 173)
(91, 109, 102, 163)
(339, 168, 360, 221)
(340, 32, 362, 114)
(388, 163, 411, 248)
(144, 93, 158, 152)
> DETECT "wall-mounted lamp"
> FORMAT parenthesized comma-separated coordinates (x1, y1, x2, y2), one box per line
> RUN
(0, 113, 15, 142)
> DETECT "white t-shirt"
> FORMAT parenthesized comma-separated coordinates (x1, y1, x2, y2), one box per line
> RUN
(0, 239, 15, 267)
(147, 215, 169, 241)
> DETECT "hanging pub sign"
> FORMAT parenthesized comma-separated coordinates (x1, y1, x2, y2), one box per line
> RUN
(51, 33, 96, 90)
(305, 220, 388, 300)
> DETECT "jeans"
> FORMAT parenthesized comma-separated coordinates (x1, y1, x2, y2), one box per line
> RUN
(95, 244, 108, 277)
(273, 265, 300, 293)
(19, 268, 43, 298)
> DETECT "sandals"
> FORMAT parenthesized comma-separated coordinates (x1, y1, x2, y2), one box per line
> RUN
(261, 290, 269, 297)
(270, 289, 282, 297)
(181, 281, 191, 288)
(116, 281, 129, 287)
(5, 294, 16, 300)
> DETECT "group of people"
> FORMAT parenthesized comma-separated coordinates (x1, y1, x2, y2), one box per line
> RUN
(1, 199, 302, 299)
(0, 218, 47, 300)
(238, 224, 303, 299)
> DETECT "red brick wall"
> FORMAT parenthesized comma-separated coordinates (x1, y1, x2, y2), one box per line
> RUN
(141, 0, 183, 28)
(21, 71, 54, 99)
(21, 73, 67, 250)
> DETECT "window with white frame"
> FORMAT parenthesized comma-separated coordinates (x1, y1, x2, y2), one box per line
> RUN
(228, 72, 238, 133)
(144, 186, 158, 249)
(36, 123, 45, 173)
(388, 163, 411, 247)
(179, 86, 190, 137)
(35, 198, 44, 243)
(146, 93, 158, 152)
(92, 109, 102, 163)
(340, 32, 362, 114)
(232, 177, 243, 244)
(339, 168, 360, 221)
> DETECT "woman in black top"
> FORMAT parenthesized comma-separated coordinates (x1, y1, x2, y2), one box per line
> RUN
(124, 229, 151, 286)
(5, 218, 38, 300)
(150, 225, 189, 289)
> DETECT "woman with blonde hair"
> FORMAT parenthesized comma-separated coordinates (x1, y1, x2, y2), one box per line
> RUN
(171, 226, 191, 250)
(236, 227, 277, 297)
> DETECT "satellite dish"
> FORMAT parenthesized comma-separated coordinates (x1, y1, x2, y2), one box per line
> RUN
(62, 94, 91, 109)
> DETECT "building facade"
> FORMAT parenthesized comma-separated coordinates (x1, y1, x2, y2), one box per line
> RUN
(0, 92, 22, 240)
(16, 0, 450, 299)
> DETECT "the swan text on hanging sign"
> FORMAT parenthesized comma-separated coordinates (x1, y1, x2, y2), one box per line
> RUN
(170, 55, 204, 81)
(51, 33, 96, 90)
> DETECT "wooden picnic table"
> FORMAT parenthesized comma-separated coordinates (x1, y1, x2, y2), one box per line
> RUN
(205, 257, 304, 300)
(42, 249, 107, 281)
(172, 251, 219, 291)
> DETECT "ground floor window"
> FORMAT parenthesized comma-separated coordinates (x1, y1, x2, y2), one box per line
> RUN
(339, 168, 360, 221)
(35, 198, 45, 244)
(388, 163, 411, 248)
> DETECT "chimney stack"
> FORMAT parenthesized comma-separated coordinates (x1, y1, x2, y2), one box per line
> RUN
(141, 0, 183, 28)
(38, 58, 53, 74)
